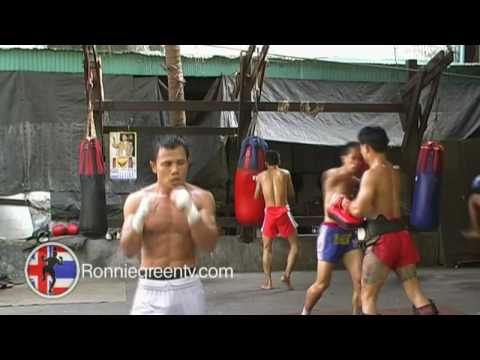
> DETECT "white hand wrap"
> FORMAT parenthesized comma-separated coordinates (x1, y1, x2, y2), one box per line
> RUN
(171, 187, 201, 225)
(132, 195, 153, 234)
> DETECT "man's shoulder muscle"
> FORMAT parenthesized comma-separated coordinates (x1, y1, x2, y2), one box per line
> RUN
(187, 184, 215, 207)
(360, 168, 378, 187)
(124, 186, 154, 212)
(324, 167, 344, 185)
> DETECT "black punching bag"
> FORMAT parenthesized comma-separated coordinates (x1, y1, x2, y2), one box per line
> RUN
(79, 125, 108, 236)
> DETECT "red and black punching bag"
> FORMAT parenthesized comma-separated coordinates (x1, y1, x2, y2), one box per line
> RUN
(410, 141, 444, 231)
(234, 137, 268, 226)
(79, 51, 108, 237)
(79, 112, 108, 236)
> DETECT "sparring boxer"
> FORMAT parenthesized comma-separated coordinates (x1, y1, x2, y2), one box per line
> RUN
(462, 175, 480, 239)
(254, 150, 299, 290)
(120, 136, 218, 315)
(302, 142, 364, 315)
(330, 126, 438, 315)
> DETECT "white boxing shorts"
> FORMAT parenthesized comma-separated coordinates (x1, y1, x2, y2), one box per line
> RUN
(130, 275, 207, 315)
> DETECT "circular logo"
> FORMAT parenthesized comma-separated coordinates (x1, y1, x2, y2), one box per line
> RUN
(24, 242, 80, 299)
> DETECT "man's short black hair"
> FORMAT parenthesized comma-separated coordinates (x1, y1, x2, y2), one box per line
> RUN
(151, 136, 190, 162)
(266, 150, 280, 166)
(358, 126, 389, 153)
(340, 142, 360, 157)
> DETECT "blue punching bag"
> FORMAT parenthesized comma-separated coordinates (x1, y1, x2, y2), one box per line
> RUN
(410, 142, 444, 231)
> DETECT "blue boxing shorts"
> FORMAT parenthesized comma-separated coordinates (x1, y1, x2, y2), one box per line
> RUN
(316, 222, 359, 263)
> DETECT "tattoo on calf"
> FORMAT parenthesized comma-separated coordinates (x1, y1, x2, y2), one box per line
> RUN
(396, 265, 417, 282)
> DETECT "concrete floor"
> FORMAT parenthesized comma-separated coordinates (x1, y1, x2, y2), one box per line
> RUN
(0, 268, 478, 315)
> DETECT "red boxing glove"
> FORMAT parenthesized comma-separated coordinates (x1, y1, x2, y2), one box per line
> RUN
(327, 195, 363, 230)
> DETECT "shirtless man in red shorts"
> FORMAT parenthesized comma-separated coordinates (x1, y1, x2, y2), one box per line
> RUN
(254, 150, 299, 290)
(327, 126, 438, 315)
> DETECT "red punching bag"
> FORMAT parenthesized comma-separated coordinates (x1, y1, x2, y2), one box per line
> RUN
(234, 137, 268, 226)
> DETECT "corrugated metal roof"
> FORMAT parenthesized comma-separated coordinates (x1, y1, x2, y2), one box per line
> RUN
(0, 48, 478, 83)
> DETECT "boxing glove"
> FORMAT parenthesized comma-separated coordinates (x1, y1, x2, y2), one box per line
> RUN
(52, 224, 67, 237)
(171, 187, 201, 225)
(327, 195, 362, 230)
(66, 223, 80, 236)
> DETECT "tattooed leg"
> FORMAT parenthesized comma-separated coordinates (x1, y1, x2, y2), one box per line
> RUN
(395, 264, 417, 282)
(360, 247, 390, 315)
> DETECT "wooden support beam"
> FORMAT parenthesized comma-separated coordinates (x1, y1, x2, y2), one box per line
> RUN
(83, 45, 105, 145)
(399, 60, 417, 131)
(249, 45, 270, 92)
(257, 60, 267, 100)
(103, 126, 238, 136)
(238, 53, 253, 153)
(401, 69, 426, 169)
(403, 70, 425, 146)
(232, 53, 245, 100)
(401, 51, 454, 97)
(402, 53, 442, 97)
(0, 198, 28, 206)
(244, 45, 256, 70)
(416, 51, 453, 91)
(95, 100, 405, 113)
(93, 48, 105, 142)
(96, 101, 246, 112)
(419, 76, 441, 136)
(259, 102, 405, 113)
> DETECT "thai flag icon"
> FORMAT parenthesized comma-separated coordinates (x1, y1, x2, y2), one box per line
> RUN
(26, 243, 79, 298)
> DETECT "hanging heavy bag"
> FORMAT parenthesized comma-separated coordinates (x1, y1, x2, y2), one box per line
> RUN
(79, 108, 108, 236)
(410, 141, 444, 231)
(234, 136, 268, 226)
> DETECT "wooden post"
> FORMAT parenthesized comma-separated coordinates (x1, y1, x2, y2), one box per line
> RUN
(406, 59, 417, 80)
(419, 76, 441, 136)
(83, 45, 104, 147)
(165, 45, 186, 127)
(464, 45, 480, 63)
(238, 54, 253, 142)
(401, 59, 423, 212)
(92, 47, 105, 145)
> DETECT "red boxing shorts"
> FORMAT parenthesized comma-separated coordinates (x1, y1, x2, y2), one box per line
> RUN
(261, 206, 297, 239)
(372, 230, 420, 269)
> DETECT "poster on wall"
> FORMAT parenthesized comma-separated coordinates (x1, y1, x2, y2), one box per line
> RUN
(109, 131, 137, 181)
